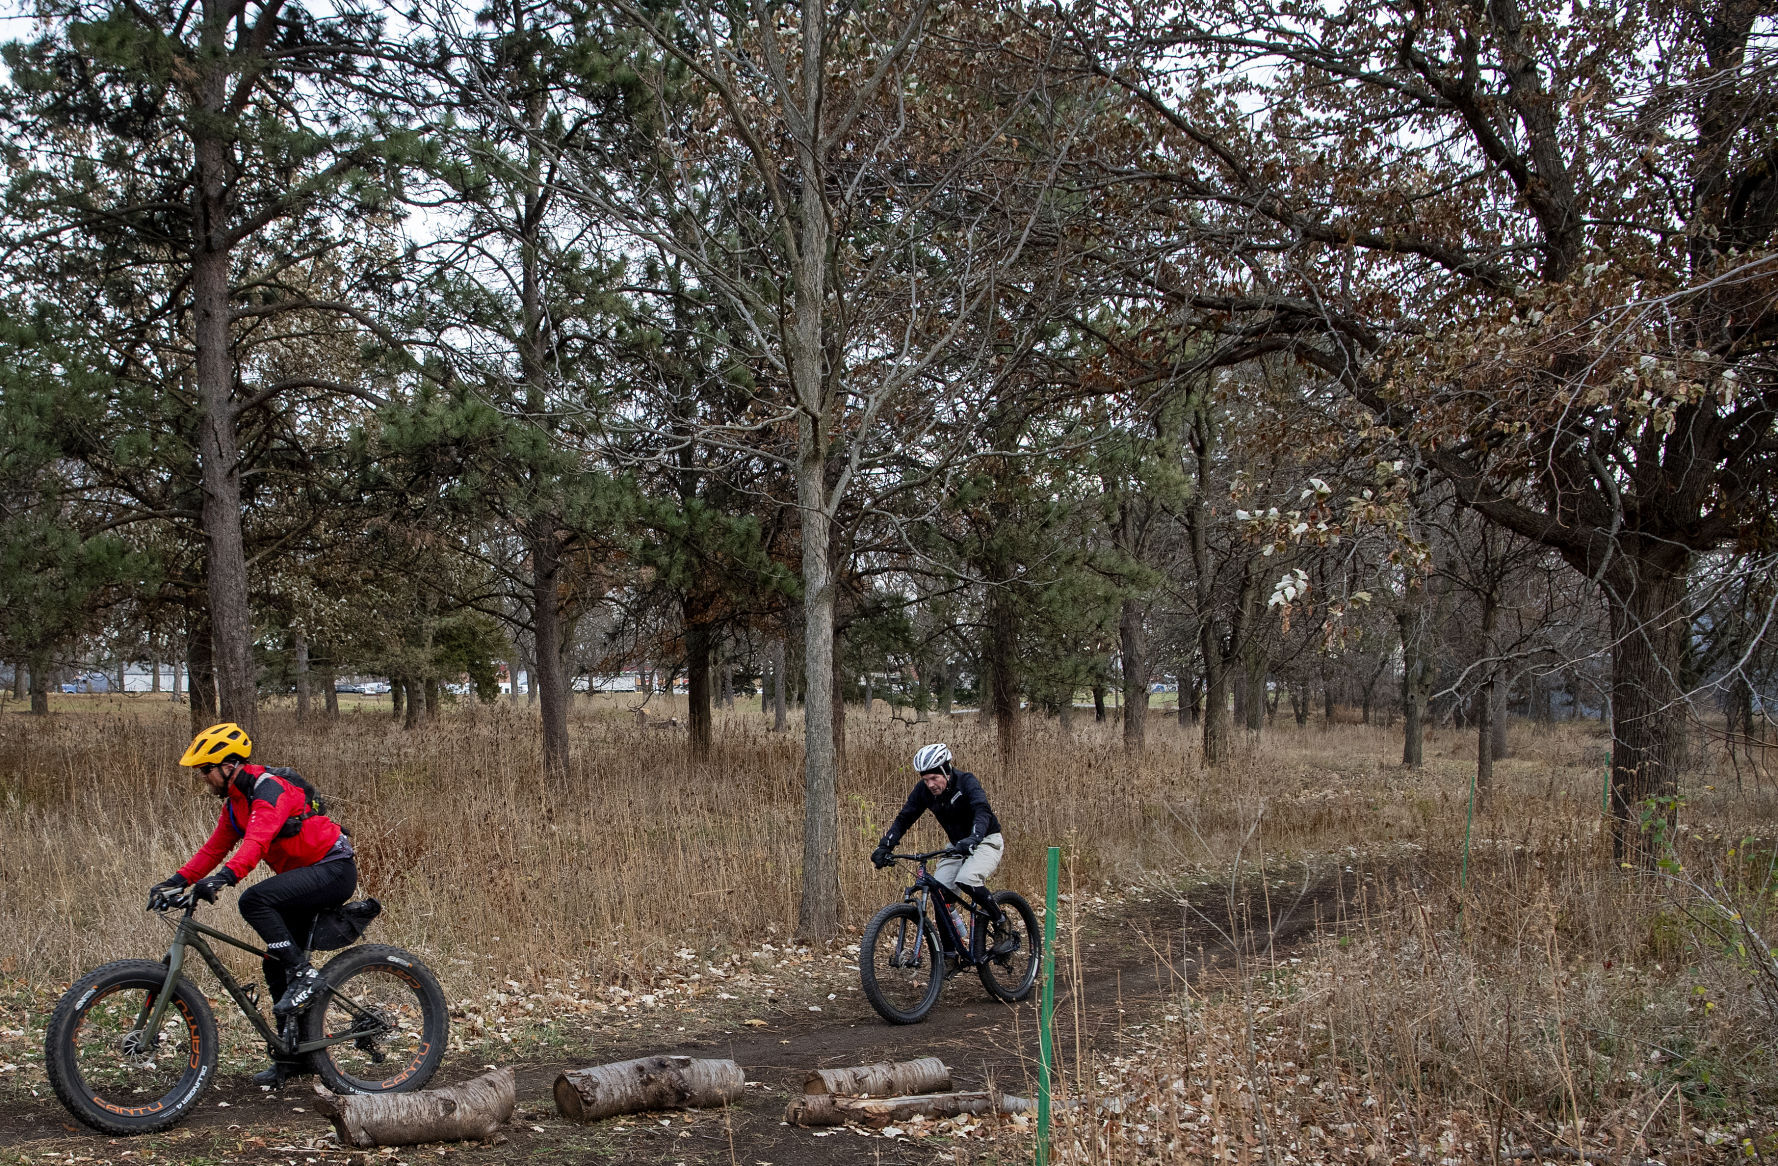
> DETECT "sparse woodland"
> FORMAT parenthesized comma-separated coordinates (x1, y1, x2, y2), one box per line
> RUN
(1, 0, 1776, 1162)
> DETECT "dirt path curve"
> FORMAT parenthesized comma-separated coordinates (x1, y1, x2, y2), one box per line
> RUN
(0, 866, 1369, 1165)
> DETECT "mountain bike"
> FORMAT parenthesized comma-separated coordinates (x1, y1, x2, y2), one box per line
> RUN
(44, 888, 449, 1135)
(859, 846, 1040, 1024)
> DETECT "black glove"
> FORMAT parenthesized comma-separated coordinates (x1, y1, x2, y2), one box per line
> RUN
(871, 844, 893, 869)
(147, 874, 188, 911)
(952, 835, 980, 857)
(191, 868, 238, 903)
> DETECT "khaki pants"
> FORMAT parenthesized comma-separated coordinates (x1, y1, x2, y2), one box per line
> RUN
(932, 833, 1004, 892)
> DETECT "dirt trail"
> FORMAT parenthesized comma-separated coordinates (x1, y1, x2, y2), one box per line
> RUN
(0, 866, 1370, 1165)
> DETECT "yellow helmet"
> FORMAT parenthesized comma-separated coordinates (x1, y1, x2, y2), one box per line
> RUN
(180, 723, 253, 767)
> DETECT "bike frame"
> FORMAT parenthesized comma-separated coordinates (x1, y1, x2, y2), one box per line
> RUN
(139, 898, 380, 1058)
(898, 859, 990, 965)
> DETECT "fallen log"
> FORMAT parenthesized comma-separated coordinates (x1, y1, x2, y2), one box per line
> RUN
(803, 1057, 951, 1097)
(786, 1089, 1035, 1128)
(313, 1067, 515, 1148)
(554, 1056, 745, 1123)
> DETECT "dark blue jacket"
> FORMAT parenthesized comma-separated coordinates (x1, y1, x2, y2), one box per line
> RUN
(880, 770, 1001, 848)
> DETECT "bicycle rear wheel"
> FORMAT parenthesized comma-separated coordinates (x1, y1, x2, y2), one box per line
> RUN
(976, 891, 1040, 1003)
(44, 960, 218, 1135)
(860, 903, 944, 1024)
(304, 944, 448, 1094)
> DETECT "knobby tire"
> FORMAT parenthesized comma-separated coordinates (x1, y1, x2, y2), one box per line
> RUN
(303, 944, 449, 1094)
(44, 960, 219, 1135)
(976, 891, 1040, 1003)
(860, 902, 945, 1024)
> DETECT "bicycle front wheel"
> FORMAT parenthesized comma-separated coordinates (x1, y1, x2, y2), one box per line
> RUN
(860, 903, 944, 1024)
(304, 944, 449, 1094)
(976, 891, 1040, 1003)
(44, 960, 218, 1135)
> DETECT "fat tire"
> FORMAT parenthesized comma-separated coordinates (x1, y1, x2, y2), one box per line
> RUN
(304, 944, 448, 1094)
(977, 891, 1040, 1003)
(44, 959, 218, 1135)
(860, 903, 945, 1024)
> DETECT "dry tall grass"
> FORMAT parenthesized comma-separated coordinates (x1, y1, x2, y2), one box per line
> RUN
(3, 693, 1775, 1158)
(1045, 722, 1778, 1163)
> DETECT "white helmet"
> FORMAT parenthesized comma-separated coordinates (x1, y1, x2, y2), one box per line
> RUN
(913, 743, 952, 774)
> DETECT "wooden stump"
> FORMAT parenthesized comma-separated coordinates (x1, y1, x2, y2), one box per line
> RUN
(554, 1056, 744, 1123)
(313, 1068, 515, 1147)
(803, 1057, 951, 1097)
(786, 1090, 1035, 1128)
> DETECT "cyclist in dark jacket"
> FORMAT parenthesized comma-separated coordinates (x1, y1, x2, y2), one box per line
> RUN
(871, 743, 1008, 928)
(147, 723, 356, 1088)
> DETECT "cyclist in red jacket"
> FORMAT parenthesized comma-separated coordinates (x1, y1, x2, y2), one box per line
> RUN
(146, 723, 357, 1087)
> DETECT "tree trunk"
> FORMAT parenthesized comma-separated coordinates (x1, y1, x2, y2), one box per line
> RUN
(938, 659, 953, 716)
(1475, 683, 1493, 815)
(863, 672, 873, 715)
(509, 658, 524, 704)
(318, 1068, 515, 1148)
(1605, 555, 1691, 866)
(1242, 648, 1266, 734)
(554, 1057, 744, 1124)
(294, 634, 310, 722)
(424, 677, 439, 718)
(1120, 598, 1149, 753)
(685, 615, 712, 761)
(12, 662, 25, 701)
(391, 676, 405, 721)
(404, 678, 423, 729)
(1291, 682, 1308, 726)
(531, 531, 572, 784)
(772, 638, 788, 731)
(796, 457, 840, 941)
(28, 653, 49, 715)
(192, 204, 256, 733)
(787, 1091, 1034, 1129)
(1399, 602, 1432, 768)
(322, 657, 339, 718)
(1091, 683, 1106, 723)
(187, 615, 217, 729)
(985, 588, 1019, 762)
(149, 640, 162, 694)
(804, 1058, 950, 1097)
(1200, 622, 1233, 765)
(1490, 677, 1509, 760)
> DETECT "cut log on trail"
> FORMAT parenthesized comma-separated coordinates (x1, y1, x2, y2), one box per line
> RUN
(554, 1056, 744, 1123)
(803, 1057, 951, 1097)
(786, 1090, 1035, 1128)
(313, 1067, 514, 1147)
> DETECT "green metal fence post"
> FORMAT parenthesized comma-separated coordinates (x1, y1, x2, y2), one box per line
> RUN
(1037, 844, 1059, 1166)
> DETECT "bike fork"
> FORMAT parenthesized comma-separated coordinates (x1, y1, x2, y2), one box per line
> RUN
(134, 936, 188, 1051)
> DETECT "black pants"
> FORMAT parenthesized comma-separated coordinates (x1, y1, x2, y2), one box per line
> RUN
(239, 858, 357, 997)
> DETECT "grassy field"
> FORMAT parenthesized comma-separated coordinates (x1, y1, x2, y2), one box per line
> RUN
(1, 694, 1773, 1162)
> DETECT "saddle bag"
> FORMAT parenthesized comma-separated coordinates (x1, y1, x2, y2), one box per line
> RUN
(309, 898, 382, 951)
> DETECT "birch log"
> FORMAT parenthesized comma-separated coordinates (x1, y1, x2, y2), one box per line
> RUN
(786, 1090, 1035, 1128)
(554, 1056, 744, 1123)
(803, 1058, 951, 1097)
(312, 1068, 515, 1147)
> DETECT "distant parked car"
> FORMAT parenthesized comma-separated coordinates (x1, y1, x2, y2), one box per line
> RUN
(363, 682, 391, 695)
(334, 682, 364, 694)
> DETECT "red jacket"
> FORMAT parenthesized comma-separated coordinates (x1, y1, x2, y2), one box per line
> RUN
(178, 765, 342, 883)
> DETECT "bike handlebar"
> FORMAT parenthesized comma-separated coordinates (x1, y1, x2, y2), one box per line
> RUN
(148, 888, 201, 914)
(889, 846, 963, 863)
